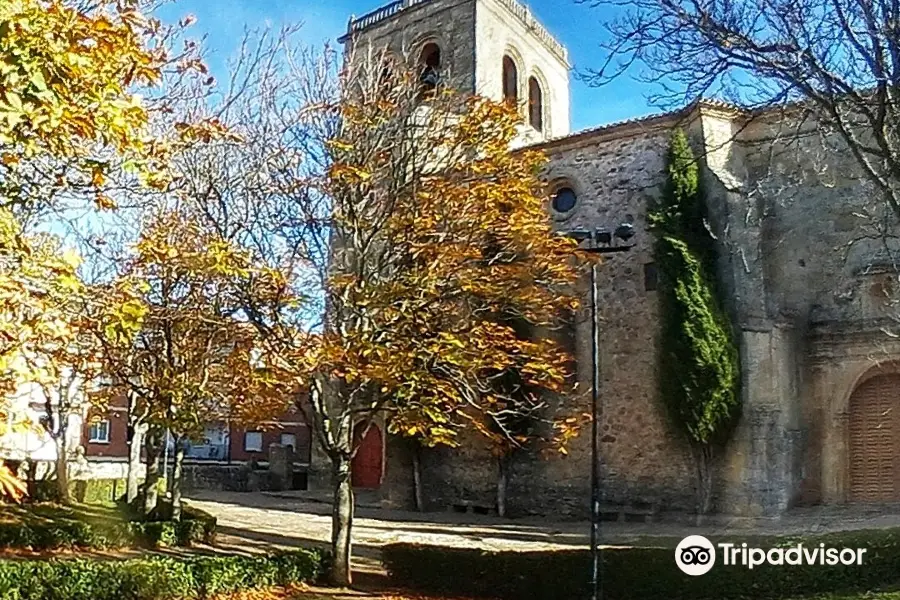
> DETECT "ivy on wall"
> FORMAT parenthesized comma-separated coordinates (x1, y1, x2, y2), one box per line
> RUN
(649, 128, 741, 514)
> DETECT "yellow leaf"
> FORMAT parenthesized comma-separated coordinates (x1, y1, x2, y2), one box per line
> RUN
(95, 194, 117, 210)
(91, 167, 106, 187)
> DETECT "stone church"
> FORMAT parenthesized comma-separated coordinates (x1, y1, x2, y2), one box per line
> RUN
(312, 0, 900, 519)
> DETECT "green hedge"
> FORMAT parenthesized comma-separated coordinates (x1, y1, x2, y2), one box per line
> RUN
(383, 529, 900, 600)
(0, 548, 325, 600)
(0, 505, 217, 551)
(132, 505, 218, 548)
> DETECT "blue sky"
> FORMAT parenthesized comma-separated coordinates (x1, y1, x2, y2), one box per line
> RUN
(155, 0, 660, 132)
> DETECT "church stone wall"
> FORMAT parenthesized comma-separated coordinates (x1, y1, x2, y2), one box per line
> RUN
(540, 120, 697, 514)
(345, 0, 478, 93)
(355, 100, 900, 518)
(736, 114, 891, 325)
(695, 108, 900, 515)
(372, 118, 700, 518)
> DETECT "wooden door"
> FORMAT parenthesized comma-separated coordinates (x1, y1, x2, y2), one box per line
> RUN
(849, 374, 900, 502)
(351, 424, 383, 489)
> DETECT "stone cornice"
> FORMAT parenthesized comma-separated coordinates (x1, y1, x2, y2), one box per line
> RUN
(529, 108, 692, 153)
(527, 100, 746, 154)
(807, 318, 900, 362)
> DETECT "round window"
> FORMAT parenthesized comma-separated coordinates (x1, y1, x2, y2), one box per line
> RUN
(552, 187, 577, 213)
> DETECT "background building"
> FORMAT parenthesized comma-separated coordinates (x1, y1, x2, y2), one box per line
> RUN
(0, 380, 312, 489)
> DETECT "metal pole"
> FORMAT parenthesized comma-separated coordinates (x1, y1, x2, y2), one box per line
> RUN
(163, 428, 170, 492)
(590, 260, 601, 600)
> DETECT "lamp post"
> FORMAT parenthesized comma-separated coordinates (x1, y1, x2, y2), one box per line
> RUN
(563, 223, 636, 600)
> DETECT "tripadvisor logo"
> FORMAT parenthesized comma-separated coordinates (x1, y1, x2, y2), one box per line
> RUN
(674, 535, 868, 576)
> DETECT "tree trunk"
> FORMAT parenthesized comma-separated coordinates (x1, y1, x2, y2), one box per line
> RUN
(330, 454, 354, 586)
(411, 442, 423, 512)
(54, 435, 70, 505)
(142, 429, 162, 518)
(127, 422, 146, 505)
(496, 454, 509, 518)
(171, 436, 185, 521)
(693, 445, 713, 526)
(24, 460, 37, 499)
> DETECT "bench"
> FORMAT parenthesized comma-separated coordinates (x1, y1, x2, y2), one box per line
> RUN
(450, 500, 494, 515)
(598, 502, 659, 523)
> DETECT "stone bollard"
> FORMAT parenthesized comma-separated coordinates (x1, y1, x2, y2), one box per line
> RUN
(268, 443, 295, 492)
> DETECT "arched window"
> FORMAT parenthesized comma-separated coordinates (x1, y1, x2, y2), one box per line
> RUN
(552, 186, 577, 214)
(419, 43, 441, 96)
(529, 76, 544, 132)
(502, 56, 518, 104)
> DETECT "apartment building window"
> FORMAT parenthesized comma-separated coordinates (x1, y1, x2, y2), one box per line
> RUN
(280, 433, 297, 452)
(88, 420, 110, 443)
(244, 431, 263, 453)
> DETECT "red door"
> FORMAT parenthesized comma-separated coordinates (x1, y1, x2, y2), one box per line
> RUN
(352, 424, 383, 489)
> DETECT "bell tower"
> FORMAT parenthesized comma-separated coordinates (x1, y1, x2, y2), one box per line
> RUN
(340, 0, 571, 144)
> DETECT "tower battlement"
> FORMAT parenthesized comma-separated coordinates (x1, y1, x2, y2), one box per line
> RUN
(344, 0, 568, 65)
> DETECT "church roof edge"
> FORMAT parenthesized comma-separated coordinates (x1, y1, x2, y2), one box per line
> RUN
(528, 99, 746, 151)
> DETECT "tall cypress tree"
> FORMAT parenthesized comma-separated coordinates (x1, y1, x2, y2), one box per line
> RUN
(649, 129, 740, 518)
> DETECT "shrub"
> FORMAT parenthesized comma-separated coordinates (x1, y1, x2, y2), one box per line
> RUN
(132, 521, 178, 548)
(131, 505, 217, 548)
(650, 128, 740, 515)
(193, 555, 280, 595)
(0, 502, 216, 551)
(383, 528, 900, 600)
(175, 516, 213, 547)
(0, 548, 326, 600)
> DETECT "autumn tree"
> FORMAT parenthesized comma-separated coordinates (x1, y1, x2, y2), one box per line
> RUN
(311, 82, 579, 585)
(20, 259, 102, 505)
(87, 207, 285, 519)
(169, 37, 582, 584)
(0, 209, 83, 501)
(0, 0, 211, 500)
(0, 0, 178, 216)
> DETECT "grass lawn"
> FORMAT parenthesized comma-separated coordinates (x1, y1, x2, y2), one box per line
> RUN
(234, 587, 900, 600)
(0, 499, 218, 554)
(204, 585, 491, 600)
(801, 594, 900, 599)
(0, 501, 133, 543)
(0, 501, 125, 527)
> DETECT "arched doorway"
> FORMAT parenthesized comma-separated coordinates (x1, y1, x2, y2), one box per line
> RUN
(352, 424, 383, 489)
(849, 373, 900, 502)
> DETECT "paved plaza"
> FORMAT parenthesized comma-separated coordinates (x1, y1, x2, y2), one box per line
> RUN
(186, 490, 900, 571)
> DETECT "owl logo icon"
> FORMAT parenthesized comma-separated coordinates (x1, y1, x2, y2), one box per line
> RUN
(675, 535, 716, 576)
